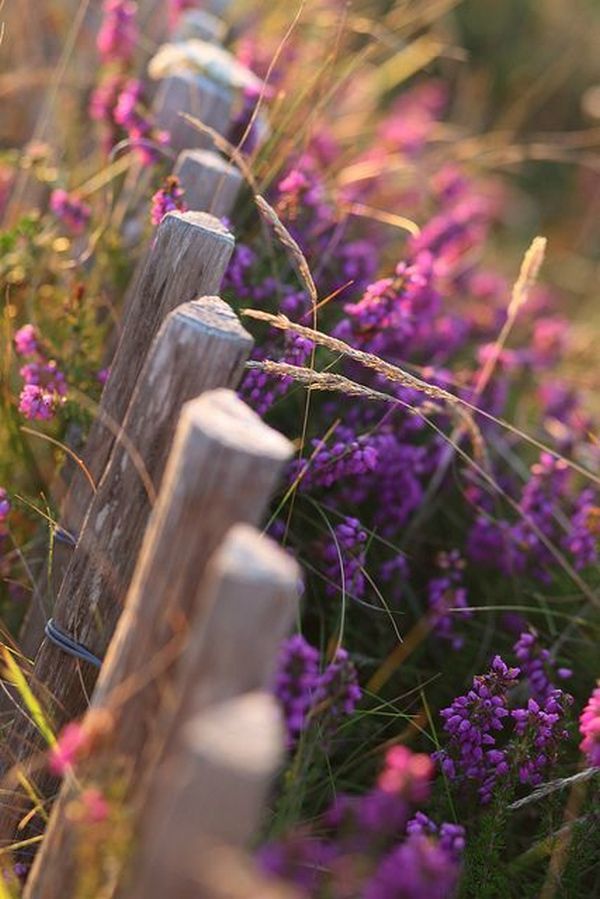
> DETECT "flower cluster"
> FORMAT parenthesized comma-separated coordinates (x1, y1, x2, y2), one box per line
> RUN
(511, 689, 572, 786)
(426, 550, 472, 649)
(49, 189, 91, 235)
(113, 78, 170, 165)
(321, 516, 368, 601)
(513, 630, 571, 702)
(273, 635, 360, 745)
(468, 453, 599, 582)
(150, 175, 187, 226)
(97, 0, 139, 65)
(0, 489, 10, 539)
(14, 325, 67, 421)
(579, 683, 600, 767)
(438, 645, 574, 800)
(259, 745, 464, 899)
(437, 655, 519, 802)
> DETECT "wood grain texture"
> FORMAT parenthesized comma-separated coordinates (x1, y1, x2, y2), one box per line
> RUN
(153, 73, 234, 155)
(21, 399, 293, 898)
(63, 212, 234, 533)
(0, 304, 252, 843)
(16, 212, 234, 682)
(174, 149, 243, 219)
(125, 693, 286, 899)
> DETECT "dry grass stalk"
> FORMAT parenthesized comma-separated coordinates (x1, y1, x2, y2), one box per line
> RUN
(242, 309, 460, 405)
(245, 360, 485, 460)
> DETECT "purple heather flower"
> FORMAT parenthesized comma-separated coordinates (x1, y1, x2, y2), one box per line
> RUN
(18, 359, 67, 421)
(427, 550, 472, 649)
(0, 489, 10, 522)
(49, 189, 91, 234)
(407, 813, 466, 862)
(315, 647, 362, 722)
(258, 833, 335, 894)
(150, 175, 187, 226)
(364, 832, 462, 899)
(97, 0, 138, 64)
(90, 73, 125, 125)
(273, 634, 320, 744)
(511, 689, 572, 786)
(14, 324, 39, 357)
(436, 655, 519, 803)
(563, 488, 599, 570)
(294, 432, 379, 492)
(579, 683, 600, 767)
(321, 516, 368, 601)
(114, 79, 169, 166)
(513, 631, 571, 703)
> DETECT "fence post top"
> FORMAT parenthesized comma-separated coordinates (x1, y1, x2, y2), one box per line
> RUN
(182, 691, 284, 775)
(160, 209, 234, 241)
(215, 523, 301, 586)
(182, 390, 293, 460)
(175, 148, 242, 180)
(163, 297, 252, 343)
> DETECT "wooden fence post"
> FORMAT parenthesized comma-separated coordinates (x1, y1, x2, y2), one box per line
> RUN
(124, 693, 286, 899)
(0, 307, 254, 841)
(19, 526, 300, 898)
(153, 73, 233, 155)
(174, 149, 243, 219)
(47, 212, 233, 602)
(17, 212, 233, 673)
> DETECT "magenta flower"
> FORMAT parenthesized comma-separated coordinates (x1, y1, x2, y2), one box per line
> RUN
(14, 324, 39, 357)
(97, 0, 139, 64)
(49, 722, 88, 776)
(378, 746, 434, 805)
(79, 788, 110, 824)
(18, 359, 67, 421)
(150, 175, 187, 226)
(49, 189, 91, 235)
(579, 683, 600, 767)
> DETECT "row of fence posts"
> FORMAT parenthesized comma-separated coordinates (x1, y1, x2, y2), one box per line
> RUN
(2, 2, 301, 895)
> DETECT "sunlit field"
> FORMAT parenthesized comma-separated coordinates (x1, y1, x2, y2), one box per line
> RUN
(0, 1, 599, 896)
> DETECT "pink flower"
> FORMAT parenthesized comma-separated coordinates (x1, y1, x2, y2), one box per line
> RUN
(18, 360, 67, 421)
(579, 683, 600, 767)
(49, 723, 88, 776)
(278, 169, 309, 196)
(150, 175, 187, 226)
(14, 324, 39, 357)
(79, 788, 109, 824)
(97, 0, 139, 64)
(378, 746, 434, 804)
(19, 385, 60, 421)
(50, 189, 91, 235)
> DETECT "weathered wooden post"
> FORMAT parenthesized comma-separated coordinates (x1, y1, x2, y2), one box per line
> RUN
(174, 148, 243, 218)
(63, 213, 234, 523)
(153, 73, 234, 155)
(124, 693, 286, 899)
(0, 308, 255, 840)
(20, 528, 300, 895)
(21, 213, 233, 645)
(18, 398, 294, 893)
